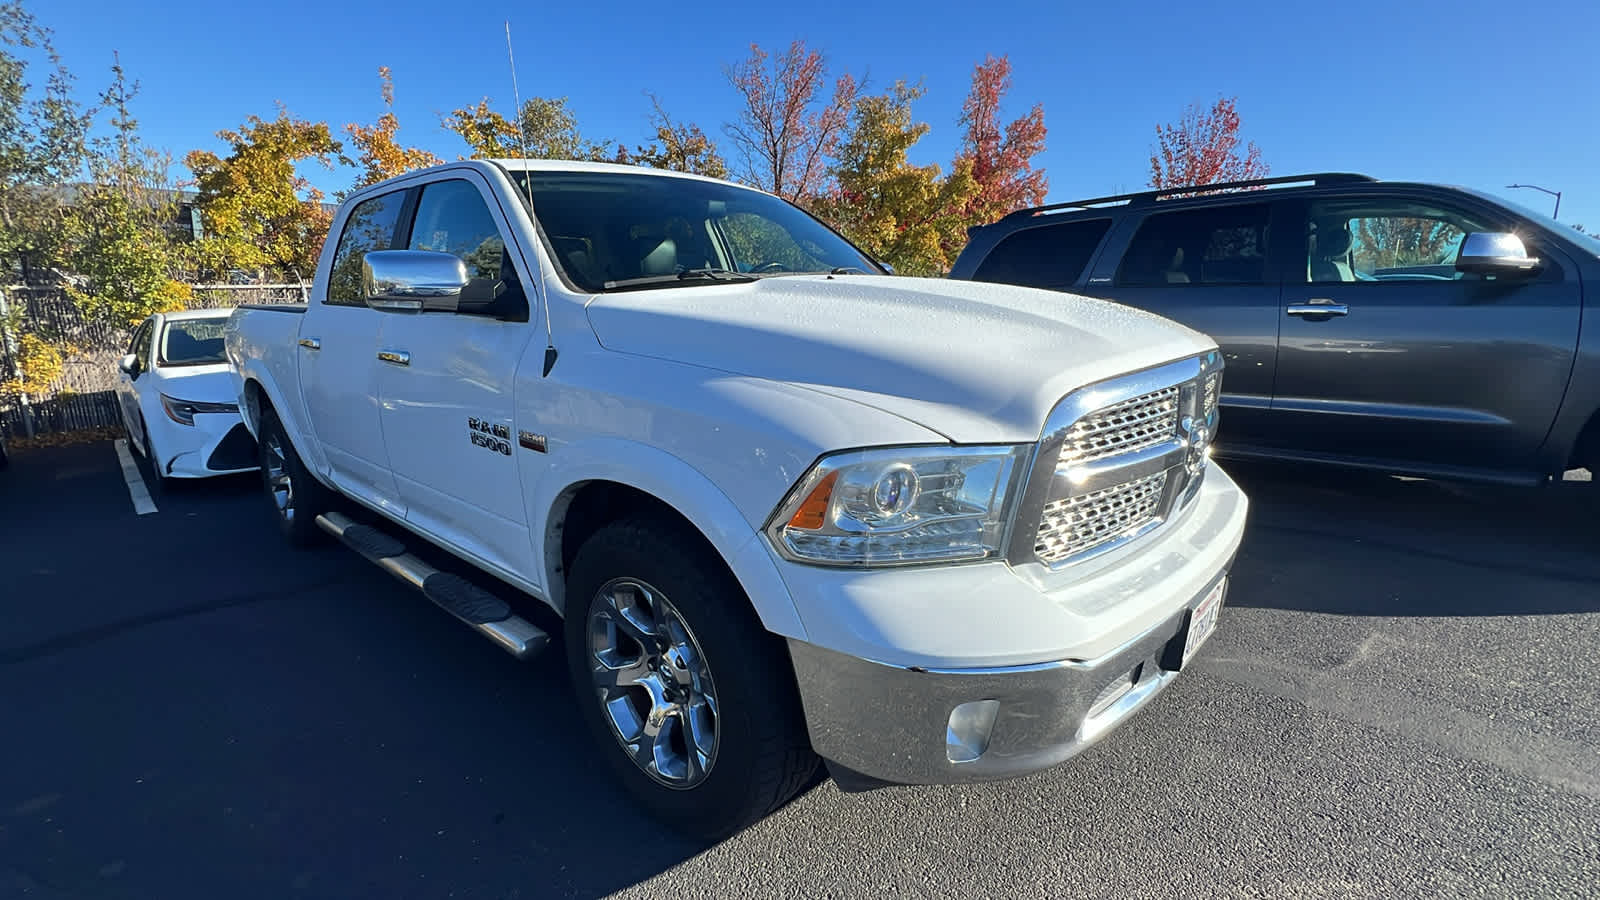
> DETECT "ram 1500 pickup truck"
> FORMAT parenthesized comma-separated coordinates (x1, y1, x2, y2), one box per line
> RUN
(225, 160, 1249, 838)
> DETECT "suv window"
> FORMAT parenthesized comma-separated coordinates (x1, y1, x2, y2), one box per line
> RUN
(407, 179, 506, 280)
(327, 190, 407, 306)
(1306, 200, 1491, 283)
(1117, 204, 1271, 286)
(972, 219, 1111, 289)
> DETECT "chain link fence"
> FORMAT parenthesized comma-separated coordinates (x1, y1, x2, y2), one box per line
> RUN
(0, 284, 308, 440)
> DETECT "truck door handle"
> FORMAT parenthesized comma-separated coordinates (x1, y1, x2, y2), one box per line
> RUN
(1286, 300, 1349, 318)
(377, 349, 410, 367)
(298, 337, 321, 350)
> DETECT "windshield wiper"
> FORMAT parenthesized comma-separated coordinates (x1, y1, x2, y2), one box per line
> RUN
(603, 268, 760, 291)
(829, 266, 870, 275)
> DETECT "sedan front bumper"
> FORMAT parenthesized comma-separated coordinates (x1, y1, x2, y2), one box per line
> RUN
(787, 570, 1228, 786)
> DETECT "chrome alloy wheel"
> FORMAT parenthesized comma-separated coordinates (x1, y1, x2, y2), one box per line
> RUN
(586, 578, 720, 789)
(262, 432, 295, 523)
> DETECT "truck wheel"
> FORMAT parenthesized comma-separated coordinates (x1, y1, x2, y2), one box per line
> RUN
(257, 407, 331, 547)
(564, 515, 819, 840)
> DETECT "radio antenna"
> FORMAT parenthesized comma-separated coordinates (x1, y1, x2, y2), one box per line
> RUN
(505, 20, 557, 376)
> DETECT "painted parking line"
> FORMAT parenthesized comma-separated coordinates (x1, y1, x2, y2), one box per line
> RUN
(114, 438, 159, 515)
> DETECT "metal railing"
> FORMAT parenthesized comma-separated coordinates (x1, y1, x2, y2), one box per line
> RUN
(0, 283, 309, 440)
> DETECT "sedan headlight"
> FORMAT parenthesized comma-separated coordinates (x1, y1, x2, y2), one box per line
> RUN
(160, 394, 239, 427)
(766, 445, 1029, 567)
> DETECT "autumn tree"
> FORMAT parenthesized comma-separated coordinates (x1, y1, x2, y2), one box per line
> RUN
(722, 40, 857, 205)
(344, 66, 442, 191)
(813, 81, 978, 276)
(64, 53, 191, 325)
(954, 54, 1047, 226)
(184, 106, 343, 281)
(1148, 96, 1267, 191)
(622, 94, 727, 179)
(0, 0, 92, 281)
(443, 95, 609, 161)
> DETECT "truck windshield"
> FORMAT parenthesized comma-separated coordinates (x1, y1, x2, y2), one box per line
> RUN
(159, 318, 229, 367)
(508, 170, 881, 292)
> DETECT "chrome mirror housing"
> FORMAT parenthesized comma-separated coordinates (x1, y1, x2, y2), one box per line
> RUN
(362, 250, 470, 313)
(1456, 232, 1540, 276)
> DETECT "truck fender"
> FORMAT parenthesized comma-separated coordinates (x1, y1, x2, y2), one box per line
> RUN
(236, 363, 334, 492)
(529, 437, 806, 641)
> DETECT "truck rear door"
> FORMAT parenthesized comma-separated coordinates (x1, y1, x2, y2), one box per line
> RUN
(301, 188, 409, 515)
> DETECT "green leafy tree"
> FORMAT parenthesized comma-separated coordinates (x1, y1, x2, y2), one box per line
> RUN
(444, 95, 609, 161)
(64, 53, 189, 325)
(184, 107, 343, 281)
(344, 66, 442, 191)
(813, 81, 978, 276)
(0, 0, 92, 281)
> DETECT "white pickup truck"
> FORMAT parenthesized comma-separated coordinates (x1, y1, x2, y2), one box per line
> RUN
(225, 160, 1249, 837)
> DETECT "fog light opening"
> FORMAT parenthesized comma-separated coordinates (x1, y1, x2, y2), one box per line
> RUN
(945, 699, 1000, 764)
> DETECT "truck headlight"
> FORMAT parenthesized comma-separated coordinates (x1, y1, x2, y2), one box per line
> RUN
(766, 445, 1029, 566)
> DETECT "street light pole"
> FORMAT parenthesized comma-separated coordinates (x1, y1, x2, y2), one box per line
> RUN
(1506, 183, 1562, 219)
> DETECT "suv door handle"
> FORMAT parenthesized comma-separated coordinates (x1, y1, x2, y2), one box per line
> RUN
(377, 349, 410, 366)
(298, 337, 321, 350)
(1286, 300, 1349, 317)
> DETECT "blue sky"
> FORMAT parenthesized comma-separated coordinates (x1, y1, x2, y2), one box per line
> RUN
(41, 0, 1600, 228)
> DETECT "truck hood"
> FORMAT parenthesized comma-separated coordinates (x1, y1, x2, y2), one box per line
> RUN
(584, 275, 1214, 443)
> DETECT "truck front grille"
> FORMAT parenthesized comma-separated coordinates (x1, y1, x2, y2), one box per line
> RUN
(1060, 386, 1180, 464)
(1034, 471, 1168, 564)
(1009, 353, 1223, 569)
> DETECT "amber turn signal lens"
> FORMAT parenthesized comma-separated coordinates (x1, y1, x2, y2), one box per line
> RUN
(786, 470, 839, 530)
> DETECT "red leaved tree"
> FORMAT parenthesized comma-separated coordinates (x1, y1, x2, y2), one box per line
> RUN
(1148, 96, 1267, 190)
(954, 55, 1048, 224)
(722, 40, 857, 206)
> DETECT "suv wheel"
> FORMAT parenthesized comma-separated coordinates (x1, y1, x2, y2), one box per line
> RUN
(564, 514, 819, 839)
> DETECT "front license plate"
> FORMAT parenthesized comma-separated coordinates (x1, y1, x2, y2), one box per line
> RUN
(1182, 578, 1226, 665)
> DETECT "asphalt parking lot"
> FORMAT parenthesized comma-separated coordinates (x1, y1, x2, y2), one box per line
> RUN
(1, 441, 1596, 899)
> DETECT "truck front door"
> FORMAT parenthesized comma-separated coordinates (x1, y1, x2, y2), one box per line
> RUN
(374, 175, 537, 576)
(301, 189, 408, 514)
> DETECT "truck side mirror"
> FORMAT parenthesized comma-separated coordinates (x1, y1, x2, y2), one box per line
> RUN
(118, 354, 139, 377)
(1456, 232, 1541, 277)
(362, 250, 470, 313)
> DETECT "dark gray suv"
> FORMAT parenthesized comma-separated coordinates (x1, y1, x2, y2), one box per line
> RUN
(948, 173, 1600, 485)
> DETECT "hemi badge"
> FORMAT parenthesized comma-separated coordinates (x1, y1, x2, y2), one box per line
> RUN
(518, 431, 548, 453)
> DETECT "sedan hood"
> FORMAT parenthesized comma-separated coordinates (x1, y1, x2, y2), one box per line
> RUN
(585, 275, 1214, 443)
(153, 363, 238, 404)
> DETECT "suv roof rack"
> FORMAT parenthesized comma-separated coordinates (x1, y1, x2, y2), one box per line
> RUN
(1003, 172, 1379, 221)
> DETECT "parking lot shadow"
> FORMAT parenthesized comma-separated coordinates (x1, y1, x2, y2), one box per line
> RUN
(1222, 461, 1599, 618)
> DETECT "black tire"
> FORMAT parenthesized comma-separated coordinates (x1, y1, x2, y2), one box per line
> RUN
(257, 406, 332, 547)
(564, 514, 819, 840)
(139, 417, 167, 489)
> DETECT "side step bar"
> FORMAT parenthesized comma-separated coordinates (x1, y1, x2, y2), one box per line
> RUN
(315, 511, 549, 660)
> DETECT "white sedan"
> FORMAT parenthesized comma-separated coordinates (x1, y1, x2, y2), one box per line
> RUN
(116, 309, 257, 481)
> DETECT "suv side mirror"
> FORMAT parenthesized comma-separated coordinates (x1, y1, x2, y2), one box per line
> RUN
(118, 354, 139, 377)
(1456, 232, 1541, 277)
(362, 250, 470, 313)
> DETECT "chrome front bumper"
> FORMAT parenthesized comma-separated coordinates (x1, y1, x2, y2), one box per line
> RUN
(787, 569, 1229, 786)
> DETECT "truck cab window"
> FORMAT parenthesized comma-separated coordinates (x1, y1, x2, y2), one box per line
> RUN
(327, 191, 406, 306)
(408, 179, 508, 280)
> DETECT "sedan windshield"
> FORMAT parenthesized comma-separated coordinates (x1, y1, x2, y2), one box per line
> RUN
(159, 318, 229, 367)
(509, 170, 880, 292)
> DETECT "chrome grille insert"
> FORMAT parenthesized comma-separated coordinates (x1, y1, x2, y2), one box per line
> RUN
(1059, 387, 1180, 465)
(1006, 352, 1224, 571)
(1033, 471, 1167, 564)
